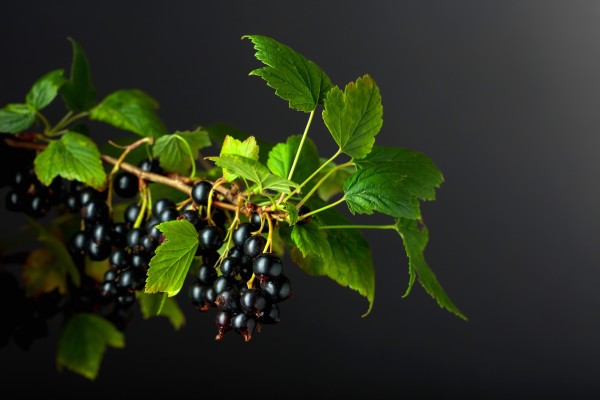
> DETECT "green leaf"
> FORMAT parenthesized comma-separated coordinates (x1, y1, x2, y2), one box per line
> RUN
(90, 89, 167, 137)
(0, 103, 36, 133)
(152, 129, 211, 174)
(60, 37, 97, 112)
(22, 248, 68, 297)
(34, 130, 107, 191)
(56, 313, 125, 380)
(284, 202, 299, 225)
(286, 199, 375, 316)
(344, 147, 444, 219)
(139, 292, 186, 330)
(322, 75, 383, 159)
(207, 154, 297, 194)
(395, 218, 467, 320)
(28, 218, 80, 288)
(243, 34, 334, 112)
(204, 122, 273, 164)
(219, 135, 259, 181)
(26, 69, 67, 110)
(354, 146, 444, 201)
(343, 165, 419, 219)
(290, 220, 332, 261)
(145, 220, 199, 297)
(315, 159, 354, 201)
(267, 135, 320, 184)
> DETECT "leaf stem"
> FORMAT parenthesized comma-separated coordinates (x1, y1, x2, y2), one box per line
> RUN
(287, 109, 315, 181)
(36, 111, 51, 134)
(299, 195, 346, 220)
(296, 161, 354, 208)
(280, 148, 342, 204)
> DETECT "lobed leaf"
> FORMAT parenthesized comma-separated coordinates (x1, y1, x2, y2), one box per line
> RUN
(322, 75, 383, 159)
(395, 218, 467, 320)
(152, 129, 211, 174)
(60, 37, 97, 112)
(0, 103, 36, 133)
(243, 34, 334, 112)
(34, 130, 107, 191)
(90, 89, 167, 137)
(354, 146, 444, 201)
(56, 313, 125, 380)
(267, 134, 320, 184)
(22, 248, 68, 297)
(219, 135, 259, 181)
(145, 220, 199, 297)
(205, 123, 273, 164)
(26, 69, 67, 110)
(286, 199, 375, 316)
(207, 154, 297, 194)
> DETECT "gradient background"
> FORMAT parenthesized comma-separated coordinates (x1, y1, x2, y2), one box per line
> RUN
(1, 1, 600, 398)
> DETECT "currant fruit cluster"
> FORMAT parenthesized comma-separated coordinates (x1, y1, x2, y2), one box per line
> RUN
(189, 198, 294, 342)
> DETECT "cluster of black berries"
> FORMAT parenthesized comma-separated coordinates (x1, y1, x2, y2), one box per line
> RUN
(4, 167, 69, 218)
(188, 182, 293, 341)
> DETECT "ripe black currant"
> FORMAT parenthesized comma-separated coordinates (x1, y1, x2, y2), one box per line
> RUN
(232, 222, 254, 248)
(243, 235, 266, 259)
(199, 226, 225, 251)
(191, 180, 213, 206)
(113, 172, 138, 198)
(252, 253, 283, 281)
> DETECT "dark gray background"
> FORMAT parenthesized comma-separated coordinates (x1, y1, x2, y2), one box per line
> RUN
(1, 1, 600, 398)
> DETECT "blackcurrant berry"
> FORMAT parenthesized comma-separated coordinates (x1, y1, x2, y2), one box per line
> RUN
(252, 253, 283, 281)
(231, 312, 256, 342)
(90, 223, 112, 244)
(124, 202, 143, 228)
(197, 264, 217, 286)
(113, 172, 139, 198)
(86, 240, 112, 261)
(261, 275, 293, 303)
(215, 288, 240, 312)
(191, 180, 213, 206)
(109, 248, 130, 270)
(215, 310, 233, 340)
(199, 226, 225, 251)
(5, 190, 25, 212)
(240, 288, 268, 317)
(110, 222, 129, 248)
(138, 158, 162, 174)
(232, 222, 254, 248)
(81, 199, 109, 224)
(152, 198, 176, 218)
(158, 207, 179, 223)
(258, 302, 280, 324)
(297, 205, 311, 225)
(243, 235, 266, 259)
(219, 257, 241, 278)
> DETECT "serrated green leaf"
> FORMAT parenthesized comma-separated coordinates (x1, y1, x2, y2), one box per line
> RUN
(90, 89, 167, 137)
(60, 38, 97, 112)
(291, 220, 332, 261)
(0, 103, 36, 133)
(267, 135, 320, 184)
(34, 130, 107, 191)
(139, 291, 186, 330)
(395, 218, 467, 320)
(286, 199, 374, 316)
(56, 313, 124, 380)
(315, 158, 355, 201)
(22, 248, 68, 297)
(322, 75, 383, 159)
(153, 129, 211, 174)
(344, 164, 421, 219)
(145, 220, 199, 297)
(27, 218, 80, 288)
(26, 69, 66, 110)
(219, 135, 259, 181)
(284, 202, 299, 225)
(354, 146, 444, 201)
(344, 147, 444, 219)
(243, 35, 333, 112)
(207, 154, 297, 194)
(205, 122, 273, 164)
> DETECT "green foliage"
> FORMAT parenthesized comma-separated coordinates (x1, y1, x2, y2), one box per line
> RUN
(152, 129, 211, 175)
(285, 200, 375, 316)
(139, 292, 186, 330)
(243, 34, 333, 112)
(322, 75, 383, 159)
(145, 220, 199, 297)
(56, 313, 125, 380)
(60, 37, 97, 112)
(395, 218, 467, 320)
(0, 103, 36, 133)
(207, 154, 297, 194)
(0, 32, 465, 381)
(34, 130, 107, 190)
(26, 69, 67, 111)
(89, 89, 167, 137)
(267, 135, 320, 183)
